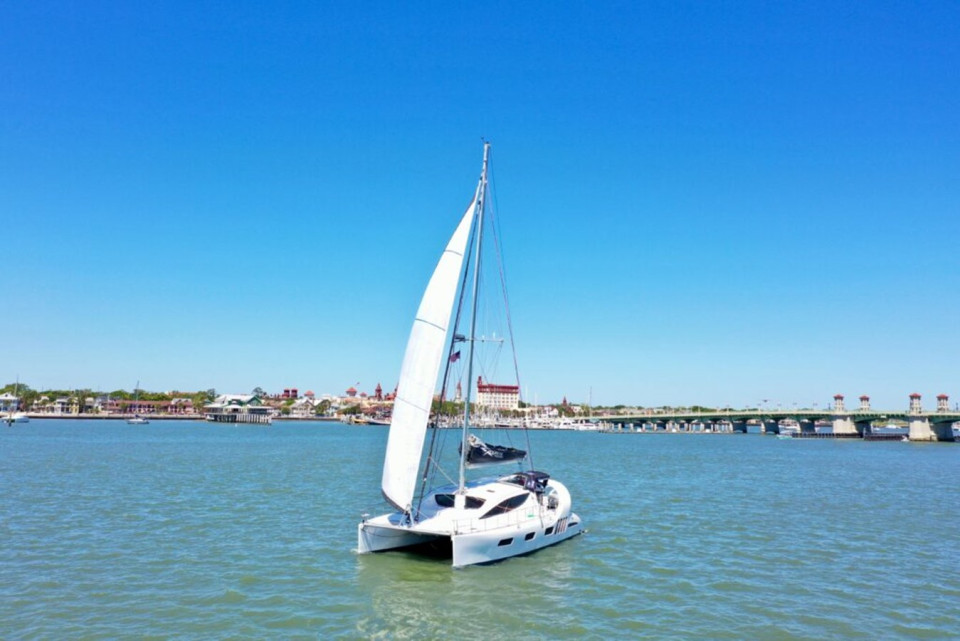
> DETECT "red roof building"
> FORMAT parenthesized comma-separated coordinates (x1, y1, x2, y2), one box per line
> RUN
(476, 376, 520, 411)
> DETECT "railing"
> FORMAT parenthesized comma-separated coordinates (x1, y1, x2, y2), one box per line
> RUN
(452, 504, 546, 534)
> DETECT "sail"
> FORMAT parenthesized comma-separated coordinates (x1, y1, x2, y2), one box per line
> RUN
(381, 189, 479, 510)
(463, 434, 527, 469)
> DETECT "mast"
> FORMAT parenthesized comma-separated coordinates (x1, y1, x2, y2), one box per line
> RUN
(459, 142, 490, 494)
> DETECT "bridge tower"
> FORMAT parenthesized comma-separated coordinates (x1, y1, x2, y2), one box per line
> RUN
(833, 394, 845, 412)
(859, 395, 870, 411)
(937, 394, 949, 413)
(909, 393, 923, 414)
(831, 394, 856, 435)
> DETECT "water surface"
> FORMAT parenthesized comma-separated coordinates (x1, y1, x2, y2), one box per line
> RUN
(1, 420, 957, 639)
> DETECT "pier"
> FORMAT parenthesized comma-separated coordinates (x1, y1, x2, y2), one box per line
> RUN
(205, 412, 273, 425)
(597, 393, 959, 442)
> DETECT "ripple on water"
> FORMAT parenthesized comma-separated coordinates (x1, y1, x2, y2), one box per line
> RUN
(2, 423, 959, 639)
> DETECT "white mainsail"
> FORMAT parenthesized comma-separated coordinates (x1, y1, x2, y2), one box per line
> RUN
(381, 189, 479, 511)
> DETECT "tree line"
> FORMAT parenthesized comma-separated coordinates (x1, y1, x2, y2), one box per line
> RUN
(1, 383, 217, 413)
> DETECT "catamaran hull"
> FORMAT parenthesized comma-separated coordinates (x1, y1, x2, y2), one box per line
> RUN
(357, 519, 447, 555)
(450, 513, 582, 567)
(358, 513, 582, 568)
(358, 478, 583, 567)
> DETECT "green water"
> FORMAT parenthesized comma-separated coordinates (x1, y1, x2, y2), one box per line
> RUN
(1, 420, 957, 639)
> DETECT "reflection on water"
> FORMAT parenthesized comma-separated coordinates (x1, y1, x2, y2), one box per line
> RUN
(355, 540, 581, 639)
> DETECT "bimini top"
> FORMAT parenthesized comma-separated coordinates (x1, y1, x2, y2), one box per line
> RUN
(500, 471, 551, 493)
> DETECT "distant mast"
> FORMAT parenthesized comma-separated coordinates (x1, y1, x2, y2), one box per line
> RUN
(459, 141, 490, 494)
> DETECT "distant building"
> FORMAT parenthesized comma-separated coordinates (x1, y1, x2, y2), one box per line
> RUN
(54, 397, 72, 414)
(0, 392, 18, 412)
(168, 398, 195, 414)
(204, 394, 273, 419)
(281, 388, 299, 399)
(290, 396, 319, 417)
(476, 377, 520, 411)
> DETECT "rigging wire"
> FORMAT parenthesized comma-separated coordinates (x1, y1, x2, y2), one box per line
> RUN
(487, 158, 535, 470)
(414, 143, 536, 516)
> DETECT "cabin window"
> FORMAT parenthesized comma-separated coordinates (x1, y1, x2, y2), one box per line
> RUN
(524, 532, 535, 541)
(498, 538, 513, 547)
(544, 526, 554, 536)
(481, 493, 528, 519)
(435, 493, 485, 509)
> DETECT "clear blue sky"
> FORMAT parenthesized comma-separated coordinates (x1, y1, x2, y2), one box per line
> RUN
(2, 2, 958, 410)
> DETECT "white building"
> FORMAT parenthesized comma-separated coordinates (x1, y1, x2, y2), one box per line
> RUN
(0, 392, 18, 413)
(475, 377, 520, 411)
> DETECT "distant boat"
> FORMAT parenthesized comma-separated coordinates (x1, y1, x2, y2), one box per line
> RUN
(777, 420, 800, 437)
(3, 379, 29, 425)
(873, 423, 907, 435)
(358, 143, 582, 568)
(866, 422, 907, 440)
(126, 381, 150, 425)
(556, 418, 599, 431)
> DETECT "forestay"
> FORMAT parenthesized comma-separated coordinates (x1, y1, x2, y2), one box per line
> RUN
(380, 189, 479, 511)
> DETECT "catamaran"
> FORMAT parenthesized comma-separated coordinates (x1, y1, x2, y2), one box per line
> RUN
(357, 143, 582, 567)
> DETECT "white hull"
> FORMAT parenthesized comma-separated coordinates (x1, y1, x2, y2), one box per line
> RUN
(358, 475, 582, 567)
(4, 413, 29, 424)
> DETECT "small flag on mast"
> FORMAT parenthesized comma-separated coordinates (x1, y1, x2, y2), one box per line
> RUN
(449, 350, 461, 363)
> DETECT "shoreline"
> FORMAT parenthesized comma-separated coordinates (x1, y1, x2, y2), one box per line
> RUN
(15, 414, 341, 422)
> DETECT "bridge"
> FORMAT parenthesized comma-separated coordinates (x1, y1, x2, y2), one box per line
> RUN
(595, 393, 960, 442)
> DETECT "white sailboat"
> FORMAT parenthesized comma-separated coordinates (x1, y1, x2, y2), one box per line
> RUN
(126, 381, 149, 425)
(358, 143, 582, 568)
(3, 378, 29, 425)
